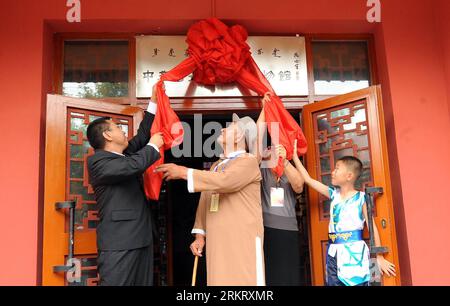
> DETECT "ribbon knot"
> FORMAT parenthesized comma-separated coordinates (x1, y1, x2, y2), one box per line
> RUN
(144, 18, 308, 200)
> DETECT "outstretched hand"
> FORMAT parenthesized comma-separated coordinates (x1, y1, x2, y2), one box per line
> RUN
(155, 163, 188, 181)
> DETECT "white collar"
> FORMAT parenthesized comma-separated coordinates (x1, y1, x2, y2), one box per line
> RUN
(221, 150, 246, 159)
(110, 151, 125, 156)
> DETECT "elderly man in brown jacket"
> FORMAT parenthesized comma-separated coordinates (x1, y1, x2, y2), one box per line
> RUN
(156, 113, 264, 286)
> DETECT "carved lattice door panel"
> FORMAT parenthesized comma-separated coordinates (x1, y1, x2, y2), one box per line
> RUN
(43, 95, 143, 285)
(302, 86, 401, 286)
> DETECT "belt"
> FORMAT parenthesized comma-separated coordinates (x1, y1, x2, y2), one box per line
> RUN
(328, 230, 363, 244)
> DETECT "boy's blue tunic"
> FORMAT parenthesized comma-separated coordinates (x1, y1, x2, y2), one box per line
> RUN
(327, 186, 370, 286)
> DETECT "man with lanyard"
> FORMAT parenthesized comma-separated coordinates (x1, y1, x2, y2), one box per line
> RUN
(156, 113, 265, 286)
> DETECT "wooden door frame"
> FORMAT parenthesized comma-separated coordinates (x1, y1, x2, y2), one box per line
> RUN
(42, 94, 143, 285)
(49, 31, 383, 285)
(302, 85, 401, 285)
(52, 32, 377, 111)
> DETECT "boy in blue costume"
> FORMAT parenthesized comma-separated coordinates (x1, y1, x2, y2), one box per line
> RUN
(292, 141, 396, 286)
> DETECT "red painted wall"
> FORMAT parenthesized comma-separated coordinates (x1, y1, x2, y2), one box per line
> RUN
(435, 0, 450, 118)
(0, 0, 449, 285)
(379, 1, 450, 285)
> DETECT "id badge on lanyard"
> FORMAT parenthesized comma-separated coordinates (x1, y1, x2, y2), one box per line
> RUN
(210, 193, 220, 212)
(270, 179, 285, 207)
(208, 153, 243, 213)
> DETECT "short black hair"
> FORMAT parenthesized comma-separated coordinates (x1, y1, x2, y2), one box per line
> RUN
(337, 156, 363, 180)
(87, 117, 112, 150)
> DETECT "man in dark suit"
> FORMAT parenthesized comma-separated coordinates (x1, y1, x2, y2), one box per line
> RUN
(86, 87, 163, 286)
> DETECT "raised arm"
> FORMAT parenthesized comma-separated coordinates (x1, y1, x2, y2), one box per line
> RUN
(89, 132, 163, 185)
(255, 92, 272, 163)
(124, 111, 155, 154)
(88, 145, 161, 185)
(291, 140, 330, 198)
(272, 144, 304, 193)
(155, 156, 262, 194)
(124, 84, 158, 154)
(189, 156, 261, 194)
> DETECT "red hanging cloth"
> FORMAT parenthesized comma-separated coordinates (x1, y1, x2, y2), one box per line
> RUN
(143, 61, 194, 200)
(144, 18, 307, 200)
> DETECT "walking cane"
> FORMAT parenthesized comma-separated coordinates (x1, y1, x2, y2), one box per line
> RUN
(191, 255, 199, 286)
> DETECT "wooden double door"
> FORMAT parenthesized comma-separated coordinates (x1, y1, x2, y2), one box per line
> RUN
(42, 86, 400, 285)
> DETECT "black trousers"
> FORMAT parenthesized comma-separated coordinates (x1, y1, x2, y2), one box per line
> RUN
(263, 226, 301, 286)
(326, 254, 369, 286)
(97, 244, 153, 286)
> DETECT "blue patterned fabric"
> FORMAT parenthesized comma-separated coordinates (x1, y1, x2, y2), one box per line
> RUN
(326, 187, 370, 286)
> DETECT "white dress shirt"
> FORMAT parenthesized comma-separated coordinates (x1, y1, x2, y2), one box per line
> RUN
(146, 100, 159, 152)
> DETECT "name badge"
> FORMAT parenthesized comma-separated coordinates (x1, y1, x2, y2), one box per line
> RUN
(270, 187, 284, 207)
(210, 193, 220, 212)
